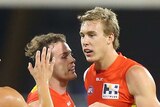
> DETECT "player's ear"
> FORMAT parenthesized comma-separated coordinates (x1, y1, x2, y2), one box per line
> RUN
(106, 33, 114, 45)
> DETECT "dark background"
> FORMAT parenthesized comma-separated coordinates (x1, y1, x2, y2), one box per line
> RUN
(0, 8, 160, 106)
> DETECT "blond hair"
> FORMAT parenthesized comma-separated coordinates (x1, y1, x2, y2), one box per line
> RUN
(78, 7, 120, 50)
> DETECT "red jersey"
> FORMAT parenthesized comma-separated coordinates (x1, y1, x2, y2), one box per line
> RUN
(27, 86, 75, 107)
(84, 54, 140, 107)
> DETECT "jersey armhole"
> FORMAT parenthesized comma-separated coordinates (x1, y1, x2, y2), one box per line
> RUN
(83, 68, 89, 81)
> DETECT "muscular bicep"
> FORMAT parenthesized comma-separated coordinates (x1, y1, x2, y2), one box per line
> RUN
(28, 100, 39, 107)
(126, 65, 160, 107)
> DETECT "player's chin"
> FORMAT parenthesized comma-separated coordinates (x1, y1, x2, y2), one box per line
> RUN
(86, 57, 95, 63)
(69, 72, 77, 80)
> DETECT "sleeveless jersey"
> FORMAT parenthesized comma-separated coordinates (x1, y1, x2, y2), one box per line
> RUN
(84, 54, 140, 107)
(27, 86, 75, 107)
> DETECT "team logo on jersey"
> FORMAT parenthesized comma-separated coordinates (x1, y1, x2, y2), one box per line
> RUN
(102, 83, 119, 99)
(96, 77, 103, 81)
(87, 85, 94, 95)
(67, 101, 71, 106)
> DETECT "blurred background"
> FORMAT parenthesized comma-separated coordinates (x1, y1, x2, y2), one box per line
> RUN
(0, 0, 160, 106)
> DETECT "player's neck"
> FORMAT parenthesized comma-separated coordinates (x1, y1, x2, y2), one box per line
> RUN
(95, 50, 118, 70)
(49, 77, 68, 94)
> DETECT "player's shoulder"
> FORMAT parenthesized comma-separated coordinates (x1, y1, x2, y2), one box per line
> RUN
(126, 65, 149, 77)
(126, 65, 154, 90)
(126, 65, 151, 82)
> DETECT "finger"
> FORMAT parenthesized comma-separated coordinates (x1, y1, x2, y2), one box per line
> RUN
(28, 62, 33, 73)
(52, 57, 55, 64)
(50, 57, 55, 71)
(41, 47, 47, 63)
(46, 48, 51, 64)
(35, 50, 40, 67)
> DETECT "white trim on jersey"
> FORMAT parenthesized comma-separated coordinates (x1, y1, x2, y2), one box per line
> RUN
(83, 68, 89, 81)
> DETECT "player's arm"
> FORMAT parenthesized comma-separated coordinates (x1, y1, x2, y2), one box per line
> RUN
(28, 47, 54, 107)
(89, 102, 112, 107)
(126, 65, 160, 107)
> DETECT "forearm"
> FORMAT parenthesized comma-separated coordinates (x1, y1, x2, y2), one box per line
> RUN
(89, 102, 112, 107)
(27, 47, 55, 107)
(36, 80, 54, 107)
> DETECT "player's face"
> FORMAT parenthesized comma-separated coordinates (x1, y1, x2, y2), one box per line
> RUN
(49, 42, 77, 81)
(79, 20, 109, 62)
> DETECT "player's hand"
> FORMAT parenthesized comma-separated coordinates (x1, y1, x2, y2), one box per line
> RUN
(28, 47, 55, 84)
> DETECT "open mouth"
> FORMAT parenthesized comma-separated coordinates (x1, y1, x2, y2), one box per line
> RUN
(69, 66, 75, 73)
(84, 49, 93, 56)
(84, 49, 93, 53)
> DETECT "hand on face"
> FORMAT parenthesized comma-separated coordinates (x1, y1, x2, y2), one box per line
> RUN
(28, 47, 55, 84)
